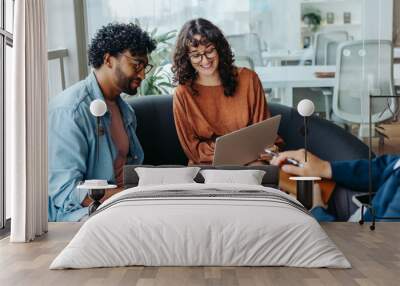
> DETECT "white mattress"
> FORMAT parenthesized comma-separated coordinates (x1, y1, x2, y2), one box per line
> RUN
(50, 183, 351, 269)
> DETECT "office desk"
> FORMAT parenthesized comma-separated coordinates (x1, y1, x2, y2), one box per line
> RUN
(255, 65, 335, 106)
(262, 49, 313, 66)
(256, 65, 400, 106)
(263, 47, 400, 66)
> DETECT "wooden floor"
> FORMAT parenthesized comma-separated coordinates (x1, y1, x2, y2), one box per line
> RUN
(0, 222, 399, 286)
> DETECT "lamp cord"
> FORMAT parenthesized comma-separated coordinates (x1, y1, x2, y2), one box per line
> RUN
(96, 117, 100, 162)
(304, 116, 308, 162)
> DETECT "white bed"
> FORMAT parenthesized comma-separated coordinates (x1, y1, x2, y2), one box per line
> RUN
(50, 183, 351, 269)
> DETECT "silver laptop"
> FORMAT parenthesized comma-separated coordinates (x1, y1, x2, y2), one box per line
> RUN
(213, 115, 281, 166)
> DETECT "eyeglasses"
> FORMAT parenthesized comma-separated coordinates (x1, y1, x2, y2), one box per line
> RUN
(189, 47, 217, 64)
(121, 54, 154, 74)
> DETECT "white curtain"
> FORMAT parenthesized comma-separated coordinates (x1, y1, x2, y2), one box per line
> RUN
(8, 0, 48, 242)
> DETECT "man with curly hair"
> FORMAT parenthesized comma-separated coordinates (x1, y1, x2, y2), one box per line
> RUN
(48, 23, 156, 221)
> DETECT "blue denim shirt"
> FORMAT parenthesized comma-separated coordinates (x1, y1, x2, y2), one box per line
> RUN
(48, 72, 144, 221)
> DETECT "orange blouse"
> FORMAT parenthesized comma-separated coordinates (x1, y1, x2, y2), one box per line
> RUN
(173, 67, 280, 165)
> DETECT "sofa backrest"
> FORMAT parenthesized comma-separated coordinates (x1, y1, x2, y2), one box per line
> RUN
(126, 95, 370, 165)
(126, 95, 188, 165)
(270, 103, 371, 161)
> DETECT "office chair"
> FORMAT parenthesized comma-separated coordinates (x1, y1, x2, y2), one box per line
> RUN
(297, 31, 349, 119)
(332, 40, 396, 137)
(314, 31, 349, 65)
(227, 33, 264, 66)
(234, 56, 255, 70)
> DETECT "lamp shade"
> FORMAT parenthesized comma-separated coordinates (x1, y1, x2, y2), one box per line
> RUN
(90, 99, 107, 117)
(297, 99, 315, 117)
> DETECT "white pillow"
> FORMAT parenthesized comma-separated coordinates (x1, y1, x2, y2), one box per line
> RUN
(200, 169, 266, 185)
(135, 167, 201, 186)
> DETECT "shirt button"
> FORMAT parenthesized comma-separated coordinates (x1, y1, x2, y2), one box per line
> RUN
(134, 155, 138, 160)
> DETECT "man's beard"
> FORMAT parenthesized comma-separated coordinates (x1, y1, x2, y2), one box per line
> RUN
(115, 66, 140, 96)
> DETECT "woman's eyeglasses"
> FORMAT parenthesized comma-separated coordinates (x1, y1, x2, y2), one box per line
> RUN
(189, 47, 217, 64)
(121, 54, 154, 74)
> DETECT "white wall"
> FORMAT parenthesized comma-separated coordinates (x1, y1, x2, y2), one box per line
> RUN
(86, 0, 252, 38)
(46, 0, 80, 97)
(262, 0, 301, 51)
(362, 0, 393, 41)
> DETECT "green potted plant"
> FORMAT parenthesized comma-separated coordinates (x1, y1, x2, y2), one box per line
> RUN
(302, 9, 321, 32)
(137, 23, 177, 96)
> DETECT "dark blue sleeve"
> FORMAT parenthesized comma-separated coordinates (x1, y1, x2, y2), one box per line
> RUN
(330, 155, 398, 192)
(311, 207, 336, 221)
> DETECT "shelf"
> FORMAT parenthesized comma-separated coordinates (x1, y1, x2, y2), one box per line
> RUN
(301, 23, 361, 30)
(321, 23, 360, 28)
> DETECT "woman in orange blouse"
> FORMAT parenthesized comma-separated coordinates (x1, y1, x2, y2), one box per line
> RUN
(172, 18, 282, 165)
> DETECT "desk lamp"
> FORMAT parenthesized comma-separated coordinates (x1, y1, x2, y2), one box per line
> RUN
(297, 99, 315, 162)
(90, 99, 107, 161)
(83, 99, 108, 215)
(290, 99, 320, 210)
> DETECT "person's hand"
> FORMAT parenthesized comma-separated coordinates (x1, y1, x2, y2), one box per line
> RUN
(81, 187, 124, 207)
(270, 149, 332, 179)
(258, 145, 279, 161)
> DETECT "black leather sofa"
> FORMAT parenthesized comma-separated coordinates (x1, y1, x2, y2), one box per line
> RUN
(126, 95, 371, 220)
(126, 95, 370, 164)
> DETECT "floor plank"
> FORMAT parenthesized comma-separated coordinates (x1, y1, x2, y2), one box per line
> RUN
(0, 222, 399, 286)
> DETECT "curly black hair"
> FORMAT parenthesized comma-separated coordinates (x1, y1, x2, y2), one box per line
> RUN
(172, 18, 237, 96)
(88, 22, 156, 69)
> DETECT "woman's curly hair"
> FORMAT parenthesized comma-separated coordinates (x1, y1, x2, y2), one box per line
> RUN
(88, 22, 156, 69)
(172, 18, 237, 96)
